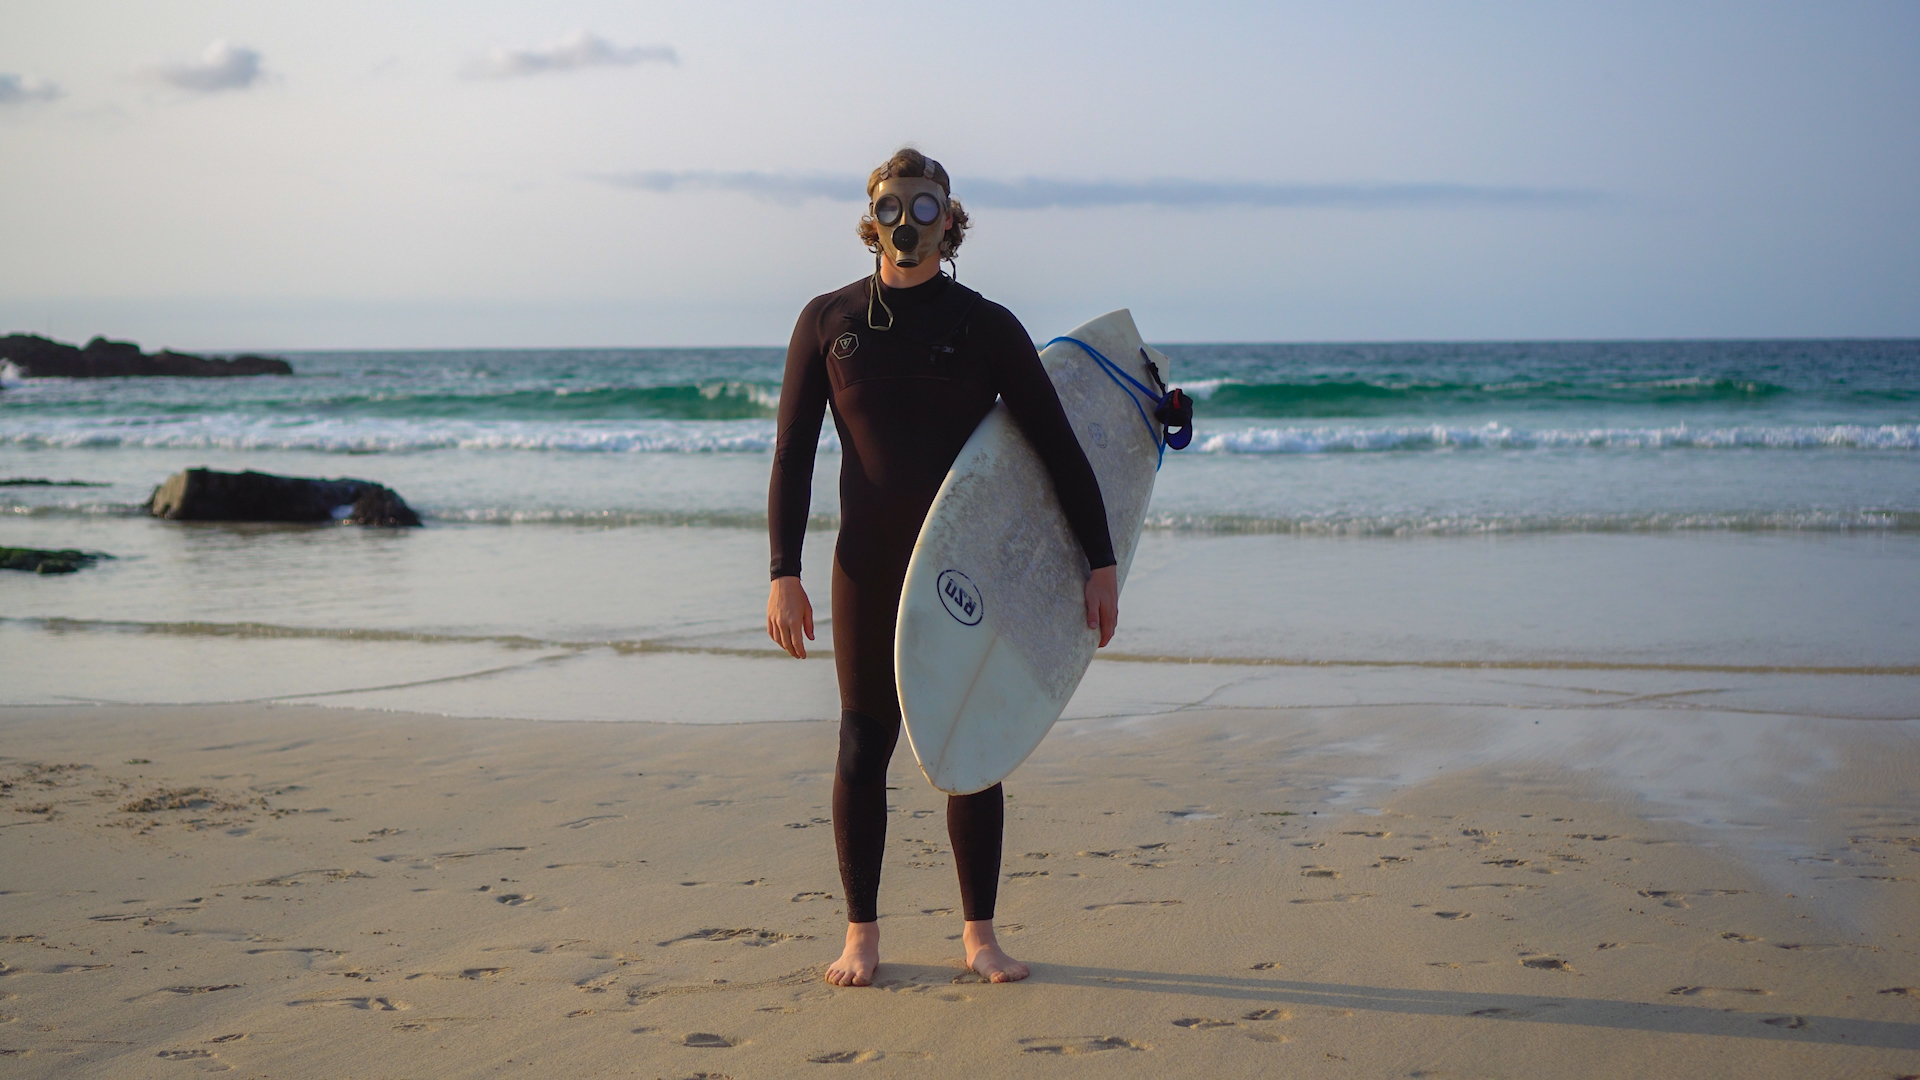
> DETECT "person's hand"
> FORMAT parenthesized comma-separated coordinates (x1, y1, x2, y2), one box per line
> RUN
(767, 576, 815, 658)
(1084, 565, 1118, 648)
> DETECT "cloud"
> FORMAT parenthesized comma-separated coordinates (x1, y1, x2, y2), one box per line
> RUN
(146, 40, 264, 93)
(465, 31, 678, 79)
(595, 171, 1605, 211)
(597, 171, 854, 206)
(0, 73, 62, 105)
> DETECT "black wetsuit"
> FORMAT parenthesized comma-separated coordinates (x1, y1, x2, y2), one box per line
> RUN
(770, 272, 1116, 924)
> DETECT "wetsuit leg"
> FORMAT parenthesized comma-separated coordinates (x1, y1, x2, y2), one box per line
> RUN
(834, 708, 898, 925)
(947, 784, 1004, 921)
(830, 555, 902, 925)
(830, 551, 1008, 925)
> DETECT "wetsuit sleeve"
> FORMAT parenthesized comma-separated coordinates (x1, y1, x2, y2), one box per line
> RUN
(768, 300, 831, 579)
(981, 308, 1118, 571)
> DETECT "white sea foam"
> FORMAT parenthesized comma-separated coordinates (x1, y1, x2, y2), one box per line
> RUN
(1194, 422, 1920, 453)
(0, 416, 838, 454)
(1175, 377, 1240, 400)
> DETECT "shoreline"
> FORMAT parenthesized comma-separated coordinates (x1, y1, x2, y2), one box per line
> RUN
(2, 701, 1915, 1076)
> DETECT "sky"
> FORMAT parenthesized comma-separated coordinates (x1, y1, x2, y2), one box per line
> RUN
(1, 1, 1916, 349)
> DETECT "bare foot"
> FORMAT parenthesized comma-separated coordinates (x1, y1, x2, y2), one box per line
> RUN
(963, 919, 1030, 983)
(826, 922, 880, 987)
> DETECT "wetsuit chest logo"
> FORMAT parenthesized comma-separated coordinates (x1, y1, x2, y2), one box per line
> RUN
(832, 332, 860, 359)
(936, 569, 984, 626)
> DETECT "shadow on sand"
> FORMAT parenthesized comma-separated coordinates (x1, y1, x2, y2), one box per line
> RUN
(1026, 964, 1920, 1050)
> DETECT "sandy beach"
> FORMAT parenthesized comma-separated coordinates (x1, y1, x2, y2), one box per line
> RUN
(3, 686, 1916, 1078)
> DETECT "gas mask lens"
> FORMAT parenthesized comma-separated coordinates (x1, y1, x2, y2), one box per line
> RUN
(875, 194, 903, 226)
(911, 193, 942, 226)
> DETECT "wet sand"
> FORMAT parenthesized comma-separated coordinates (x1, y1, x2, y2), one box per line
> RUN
(2, 695, 1916, 1077)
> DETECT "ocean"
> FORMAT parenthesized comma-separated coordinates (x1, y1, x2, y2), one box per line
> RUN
(4, 338, 1918, 720)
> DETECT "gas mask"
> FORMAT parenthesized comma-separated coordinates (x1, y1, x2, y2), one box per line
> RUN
(870, 177, 949, 269)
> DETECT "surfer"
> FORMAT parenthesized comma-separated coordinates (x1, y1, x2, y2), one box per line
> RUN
(767, 149, 1120, 986)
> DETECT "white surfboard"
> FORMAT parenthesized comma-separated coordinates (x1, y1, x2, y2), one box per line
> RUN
(895, 309, 1168, 795)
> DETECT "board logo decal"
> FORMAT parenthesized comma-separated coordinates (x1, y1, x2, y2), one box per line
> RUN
(1087, 420, 1108, 448)
(936, 569, 984, 626)
(832, 332, 860, 359)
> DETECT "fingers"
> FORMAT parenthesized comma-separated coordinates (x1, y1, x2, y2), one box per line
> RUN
(1084, 588, 1100, 630)
(766, 611, 804, 659)
(1099, 596, 1118, 648)
(768, 580, 812, 659)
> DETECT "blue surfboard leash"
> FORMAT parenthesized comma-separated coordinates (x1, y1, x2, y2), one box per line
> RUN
(1044, 335, 1194, 470)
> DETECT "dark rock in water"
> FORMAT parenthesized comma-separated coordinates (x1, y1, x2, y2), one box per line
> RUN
(0, 547, 110, 574)
(0, 477, 110, 487)
(147, 468, 422, 527)
(0, 333, 292, 378)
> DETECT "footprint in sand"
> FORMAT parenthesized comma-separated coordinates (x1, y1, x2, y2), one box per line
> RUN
(1721, 932, 1762, 943)
(557, 815, 623, 829)
(287, 996, 408, 1010)
(493, 893, 536, 906)
(1638, 888, 1743, 909)
(1289, 893, 1375, 905)
(150, 985, 242, 997)
(1520, 957, 1573, 972)
(1301, 868, 1340, 879)
(657, 928, 812, 947)
(1250, 962, 1282, 970)
(438, 847, 530, 860)
(1173, 1017, 1238, 1030)
(683, 1032, 737, 1048)
(1243, 1009, 1287, 1021)
(1878, 987, 1918, 997)
(1434, 911, 1471, 920)
(1761, 1015, 1808, 1029)
(1085, 900, 1182, 911)
(156, 1048, 231, 1071)
(810, 1049, 883, 1063)
(1668, 986, 1769, 997)
(1019, 1036, 1149, 1055)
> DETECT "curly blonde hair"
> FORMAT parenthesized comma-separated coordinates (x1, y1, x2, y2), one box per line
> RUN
(857, 148, 971, 259)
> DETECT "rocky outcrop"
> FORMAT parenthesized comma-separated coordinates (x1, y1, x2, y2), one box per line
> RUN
(147, 469, 422, 527)
(0, 334, 292, 378)
(1, 547, 109, 574)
